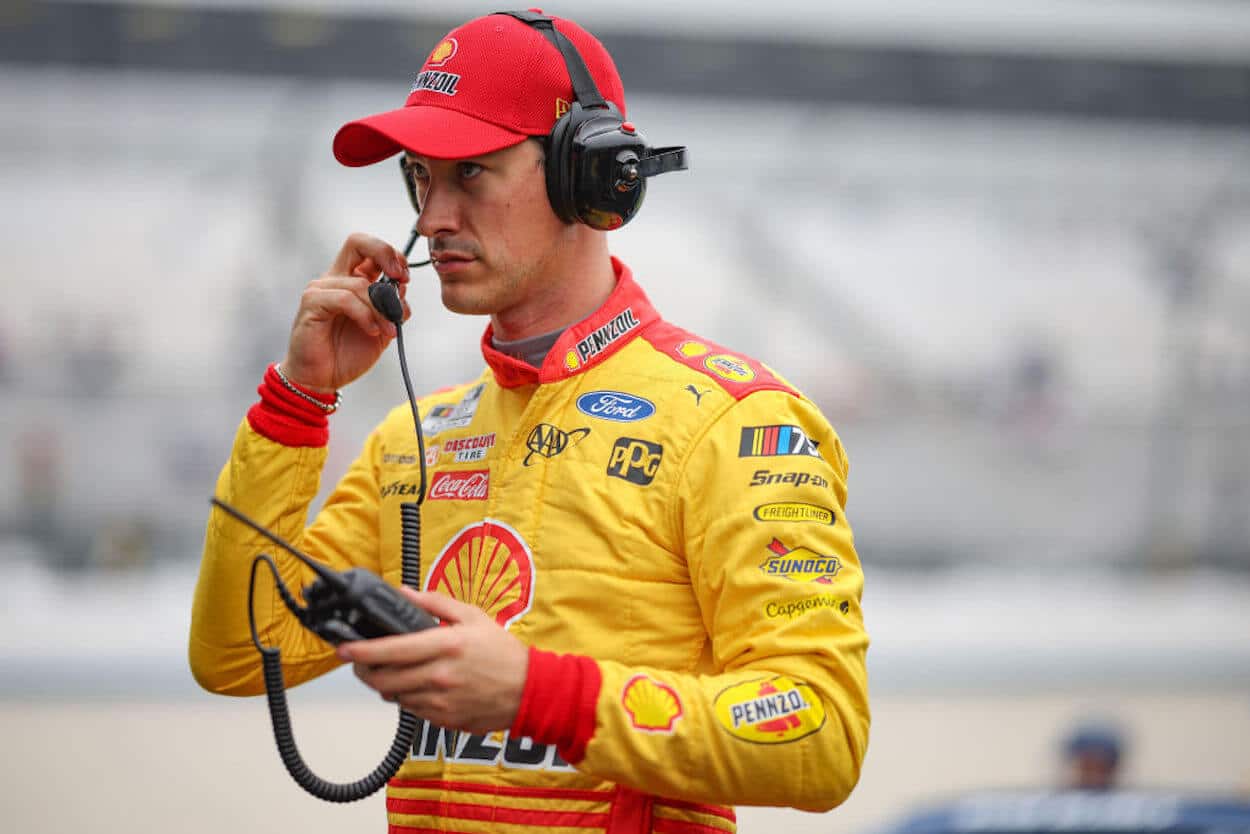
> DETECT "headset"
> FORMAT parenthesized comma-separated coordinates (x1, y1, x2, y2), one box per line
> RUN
(399, 9, 688, 233)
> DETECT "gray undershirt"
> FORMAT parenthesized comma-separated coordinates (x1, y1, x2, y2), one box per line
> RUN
(490, 327, 565, 368)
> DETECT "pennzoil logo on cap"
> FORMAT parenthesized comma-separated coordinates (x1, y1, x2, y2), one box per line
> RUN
(412, 70, 461, 96)
(427, 38, 458, 67)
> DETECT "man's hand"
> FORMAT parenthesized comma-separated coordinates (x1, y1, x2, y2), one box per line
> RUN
(281, 233, 412, 392)
(337, 589, 530, 735)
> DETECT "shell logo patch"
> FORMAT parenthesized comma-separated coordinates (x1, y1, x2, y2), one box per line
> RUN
(427, 38, 458, 67)
(705, 354, 755, 383)
(760, 538, 842, 584)
(714, 676, 826, 744)
(622, 675, 684, 733)
(677, 340, 708, 358)
(564, 350, 580, 371)
(426, 519, 534, 630)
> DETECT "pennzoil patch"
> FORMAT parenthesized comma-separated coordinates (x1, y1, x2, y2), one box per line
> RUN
(714, 675, 826, 744)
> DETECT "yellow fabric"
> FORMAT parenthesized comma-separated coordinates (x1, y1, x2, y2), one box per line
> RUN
(189, 276, 869, 831)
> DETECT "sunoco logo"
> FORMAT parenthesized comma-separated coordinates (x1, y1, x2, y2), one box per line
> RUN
(713, 675, 826, 744)
(576, 391, 656, 423)
(760, 538, 842, 584)
(753, 502, 835, 525)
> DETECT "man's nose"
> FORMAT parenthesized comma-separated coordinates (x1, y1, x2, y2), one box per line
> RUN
(415, 182, 460, 239)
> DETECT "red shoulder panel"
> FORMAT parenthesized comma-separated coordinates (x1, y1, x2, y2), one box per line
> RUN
(642, 321, 797, 401)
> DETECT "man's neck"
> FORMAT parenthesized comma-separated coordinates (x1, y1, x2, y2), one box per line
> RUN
(490, 243, 617, 342)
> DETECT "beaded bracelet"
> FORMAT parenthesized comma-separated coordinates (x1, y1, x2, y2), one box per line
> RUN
(273, 364, 343, 414)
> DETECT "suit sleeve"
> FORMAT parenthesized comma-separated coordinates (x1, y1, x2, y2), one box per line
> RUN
(517, 390, 871, 810)
(188, 416, 389, 695)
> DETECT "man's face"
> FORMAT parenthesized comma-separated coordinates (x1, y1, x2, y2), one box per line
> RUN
(407, 139, 575, 319)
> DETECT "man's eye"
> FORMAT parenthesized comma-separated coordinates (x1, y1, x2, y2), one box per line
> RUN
(459, 162, 483, 179)
(409, 164, 429, 180)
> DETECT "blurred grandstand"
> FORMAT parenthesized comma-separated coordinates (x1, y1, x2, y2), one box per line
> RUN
(2, 0, 1248, 577)
(2, 3, 1249, 834)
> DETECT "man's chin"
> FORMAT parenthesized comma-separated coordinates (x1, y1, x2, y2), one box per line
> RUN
(439, 284, 492, 316)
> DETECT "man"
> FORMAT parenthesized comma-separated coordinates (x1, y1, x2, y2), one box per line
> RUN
(190, 9, 869, 833)
(1061, 721, 1126, 791)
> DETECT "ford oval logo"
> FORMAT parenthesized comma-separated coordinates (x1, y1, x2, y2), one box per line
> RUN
(576, 390, 656, 423)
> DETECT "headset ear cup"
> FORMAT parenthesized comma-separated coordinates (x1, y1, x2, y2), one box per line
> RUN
(545, 109, 578, 223)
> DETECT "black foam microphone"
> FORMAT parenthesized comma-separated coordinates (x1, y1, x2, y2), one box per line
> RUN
(368, 278, 405, 325)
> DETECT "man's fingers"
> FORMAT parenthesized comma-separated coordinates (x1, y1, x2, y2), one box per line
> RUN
(399, 589, 481, 624)
(330, 232, 409, 281)
(302, 286, 388, 337)
(338, 626, 453, 666)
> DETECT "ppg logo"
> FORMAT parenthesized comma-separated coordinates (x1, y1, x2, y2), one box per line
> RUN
(607, 438, 664, 485)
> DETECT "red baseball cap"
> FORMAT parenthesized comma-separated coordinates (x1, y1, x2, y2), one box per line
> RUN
(333, 10, 627, 166)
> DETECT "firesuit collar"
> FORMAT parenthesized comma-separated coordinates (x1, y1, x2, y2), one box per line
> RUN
(480, 257, 660, 389)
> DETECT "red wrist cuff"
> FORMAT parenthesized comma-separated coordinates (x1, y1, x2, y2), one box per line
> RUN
(510, 647, 601, 765)
(245, 364, 333, 447)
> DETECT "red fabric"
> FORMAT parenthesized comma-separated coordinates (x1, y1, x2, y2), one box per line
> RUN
(510, 647, 602, 765)
(606, 785, 655, 834)
(245, 364, 334, 448)
(386, 797, 607, 828)
(640, 320, 797, 401)
(483, 259, 660, 389)
(334, 12, 626, 165)
(388, 779, 613, 802)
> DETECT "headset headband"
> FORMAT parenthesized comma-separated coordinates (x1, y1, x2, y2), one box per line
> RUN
(494, 10, 609, 113)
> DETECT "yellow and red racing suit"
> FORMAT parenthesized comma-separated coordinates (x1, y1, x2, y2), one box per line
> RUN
(189, 259, 870, 834)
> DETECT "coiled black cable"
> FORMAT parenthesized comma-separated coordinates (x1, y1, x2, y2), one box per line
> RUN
(249, 225, 432, 801)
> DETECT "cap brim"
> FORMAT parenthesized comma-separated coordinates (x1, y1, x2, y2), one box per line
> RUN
(333, 105, 530, 166)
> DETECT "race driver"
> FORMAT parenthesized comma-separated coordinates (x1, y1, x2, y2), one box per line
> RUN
(189, 9, 870, 834)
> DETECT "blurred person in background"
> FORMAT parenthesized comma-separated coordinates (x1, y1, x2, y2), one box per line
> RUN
(1061, 720, 1127, 791)
(189, 9, 869, 832)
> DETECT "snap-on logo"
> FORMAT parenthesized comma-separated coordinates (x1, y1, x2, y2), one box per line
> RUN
(576, 391, 656, 423)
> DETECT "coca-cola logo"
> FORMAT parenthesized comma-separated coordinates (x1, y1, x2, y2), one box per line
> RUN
(428, 469, 489, 501)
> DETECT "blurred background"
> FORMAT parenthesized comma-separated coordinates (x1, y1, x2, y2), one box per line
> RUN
(1, 0, 1249, 831)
